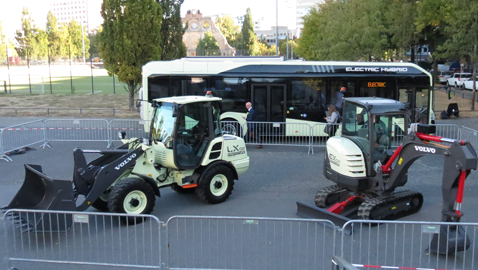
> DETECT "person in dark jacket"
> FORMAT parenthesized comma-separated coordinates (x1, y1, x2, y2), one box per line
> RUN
(243, 102, 263, 148)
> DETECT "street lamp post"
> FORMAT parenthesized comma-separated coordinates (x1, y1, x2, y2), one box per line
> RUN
(47, 44, 52, 94)
(276, 0, 279, 56)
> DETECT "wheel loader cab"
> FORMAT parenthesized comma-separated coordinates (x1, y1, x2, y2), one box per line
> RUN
(150, 96, 223, 170)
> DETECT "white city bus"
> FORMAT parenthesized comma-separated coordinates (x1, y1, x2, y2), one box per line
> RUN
(140, 57, 433, 135)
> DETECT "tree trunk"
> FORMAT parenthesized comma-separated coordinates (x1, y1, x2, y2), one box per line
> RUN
(128, 82, 135, 111)
(473, 62, 476, 111)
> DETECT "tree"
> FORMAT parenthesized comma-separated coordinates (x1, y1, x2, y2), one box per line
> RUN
(385, 0, 419, 62)
(278, 39, 298, 58)
(99, 0, 162, 110)
(196, 31, 220, 56)
(88, 27, 102, 58)
(216, 15, 241, 48)
(58, 23, 70, 60)
(241, 8, 256, 56)
(157, 0, 186, 60)
(15, 8, 38, 62)
(0, 22, 6, 62)
(254, 41, 275, 56)
(415, 0, 449, 82)
(439, 0, 478, 110)
(46, 11, 61, 60)
(68, 19, 90, 60)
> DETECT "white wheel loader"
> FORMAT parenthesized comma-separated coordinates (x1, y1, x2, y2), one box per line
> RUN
(3, 93, 249, 229)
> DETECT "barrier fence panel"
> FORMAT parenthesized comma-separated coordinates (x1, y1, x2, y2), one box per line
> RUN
(340, 220, 477, 270)
(165, 216, 336, 270)
(460, 126, 478, 150)
(3, 209, 163, 270)
(310, 123, 339, 153)
(243, 122, 312, 148)
(221, 121, 243, 137)
(433, 124, 460, 140)
(108, 119, 148, 148)
(0, 120, 45, 162)
(43, 119, 110, 146)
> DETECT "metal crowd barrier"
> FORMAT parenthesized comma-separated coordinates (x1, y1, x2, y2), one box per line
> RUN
(340, 220, 478, 270)
(0, 120, 45, 162)
(165, 215, 336, 270)
(0, 119, 476, 162)
(42, 119, 110, 147)
(3, 209, 163, 270)
(4, 210, 478, 270)
(108, 119, 148, 148)
(460, 126, 478, 149)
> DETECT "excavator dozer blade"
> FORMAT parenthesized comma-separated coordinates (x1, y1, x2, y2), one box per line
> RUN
(296, 201, 354, 235)
(2, 164, 76, 232)
(429, 224, 470, 255)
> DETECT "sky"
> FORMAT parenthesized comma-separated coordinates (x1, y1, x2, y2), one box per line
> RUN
(1, 0, 296, 41)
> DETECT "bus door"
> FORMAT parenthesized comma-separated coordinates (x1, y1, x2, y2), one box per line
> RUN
(251, 84, 286, 135)
(398, 87, 430, 124)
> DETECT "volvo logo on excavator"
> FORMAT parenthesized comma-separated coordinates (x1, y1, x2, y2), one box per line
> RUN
(329, 153, 340, 167)
(115, 153, 137, 170)
(414, 146, 436, 154)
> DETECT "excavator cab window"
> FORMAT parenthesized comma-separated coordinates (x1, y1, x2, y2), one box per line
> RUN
(150, 102, 176, 149)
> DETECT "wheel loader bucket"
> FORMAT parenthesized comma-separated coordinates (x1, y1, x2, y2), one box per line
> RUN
(2, 164, 76, 232)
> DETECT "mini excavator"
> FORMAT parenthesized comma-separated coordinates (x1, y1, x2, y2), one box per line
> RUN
(297, 97, 477, 254)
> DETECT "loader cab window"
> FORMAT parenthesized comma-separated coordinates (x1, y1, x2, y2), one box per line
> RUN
(151, 102, 176, 149)
(175, 102, 210, 168)
(212, 102, 223, 137)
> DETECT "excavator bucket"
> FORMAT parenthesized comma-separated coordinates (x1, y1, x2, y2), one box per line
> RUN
(429, 224, 470, 254)
(2, 164, 76, 232)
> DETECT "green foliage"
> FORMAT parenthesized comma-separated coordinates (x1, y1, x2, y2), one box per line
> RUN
(68, 19, 90, 60)
(196, 31, 220, 56)
(99, 0, 162, 110)
(216, 15, 241, 48)
(46, 11, 61, 59)
(157, 0, 186, 60)
(254, 42, 275, 56)
(278, 39, 298, 59)
(15, 8, 38, 60)
(0, 22, 6, 61)
(87, 27, 102, 58)
(241, 8, 256, 56)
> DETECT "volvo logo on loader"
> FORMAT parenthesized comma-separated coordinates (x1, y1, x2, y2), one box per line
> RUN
(115, 153, 137, 170)
(414, 146, 436, 154)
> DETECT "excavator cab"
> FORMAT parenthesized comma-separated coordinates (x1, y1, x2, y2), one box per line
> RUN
(341, 98, 408, 176)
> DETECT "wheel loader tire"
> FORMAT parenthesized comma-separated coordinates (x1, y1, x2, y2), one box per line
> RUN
(171, 183, 196, 194)
(196, 165, 234, 204)
(91, 195, 109, 211)
(108, 177, 155, 224)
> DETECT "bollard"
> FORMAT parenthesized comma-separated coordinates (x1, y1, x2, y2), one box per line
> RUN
(3, 81, 6, 93)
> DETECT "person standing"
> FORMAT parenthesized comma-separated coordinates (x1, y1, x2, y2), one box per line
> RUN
(336, 87, 346, 114)
(324, 104, 340, 138)
(243, 102, 263, 148)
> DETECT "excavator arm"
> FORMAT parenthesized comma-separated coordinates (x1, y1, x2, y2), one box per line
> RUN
(381, 124, 478, 222)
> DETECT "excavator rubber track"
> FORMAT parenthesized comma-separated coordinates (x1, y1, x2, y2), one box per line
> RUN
(357, 190, 423, 220)
(314, 184, 350, 208)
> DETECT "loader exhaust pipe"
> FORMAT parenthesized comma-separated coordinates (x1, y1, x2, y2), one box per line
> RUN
(2, 164, 77, 232)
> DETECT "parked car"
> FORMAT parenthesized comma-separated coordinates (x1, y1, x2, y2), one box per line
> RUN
(463, 79, 478, 90)
(439, 71, 453, 84)
(447, 73, 472, 88)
